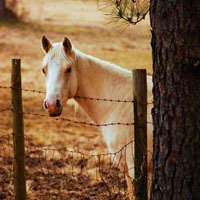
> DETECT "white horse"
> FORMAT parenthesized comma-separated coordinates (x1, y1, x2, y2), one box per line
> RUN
(41, 35, 153, 199)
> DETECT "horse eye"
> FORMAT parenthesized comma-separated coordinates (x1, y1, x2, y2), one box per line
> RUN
(66, 67, 71, 73)
(42, 68, 46, 74)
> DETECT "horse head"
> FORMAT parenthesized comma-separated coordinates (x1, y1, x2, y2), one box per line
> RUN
(41, 36, 78, 117)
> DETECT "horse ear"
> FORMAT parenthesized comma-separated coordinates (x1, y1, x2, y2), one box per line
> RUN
(62, 37, 72, 53)
(41, 35, 52, 53)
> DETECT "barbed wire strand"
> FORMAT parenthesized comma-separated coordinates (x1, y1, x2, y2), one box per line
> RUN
(0, 105, 124, 129)
(34, 140, 135, 158)
(0, 108, 12, 113)
(13, 110, 135, 127)
(0, 107, 153, 126)
(0, 134, 148, 164)
(0, 85, 153, 104)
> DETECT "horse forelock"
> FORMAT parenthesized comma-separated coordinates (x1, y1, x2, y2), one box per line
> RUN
(43, 42, 75, 67)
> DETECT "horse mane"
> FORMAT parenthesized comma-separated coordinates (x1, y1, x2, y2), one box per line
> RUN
(75, 48, 131, 77)
(74, 48, 132, 102)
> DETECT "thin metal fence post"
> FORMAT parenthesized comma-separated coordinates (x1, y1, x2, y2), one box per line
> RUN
(11, 59, 26, 200)
(132, 69, 147, 200)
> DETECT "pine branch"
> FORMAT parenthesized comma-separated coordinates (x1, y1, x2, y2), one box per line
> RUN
(99, 0, 149, 26)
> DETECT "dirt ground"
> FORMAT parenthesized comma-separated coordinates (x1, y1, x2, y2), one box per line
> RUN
(0, 0, 152, 199)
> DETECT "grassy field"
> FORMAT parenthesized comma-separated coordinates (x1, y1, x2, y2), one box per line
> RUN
(0, 0, 152, 198)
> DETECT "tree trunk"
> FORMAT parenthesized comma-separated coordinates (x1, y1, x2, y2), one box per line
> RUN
(150, 1, 200, 200)
(0, 0, 6, 17)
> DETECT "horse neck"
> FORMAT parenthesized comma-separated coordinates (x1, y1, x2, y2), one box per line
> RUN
(74, 50, 132, 124)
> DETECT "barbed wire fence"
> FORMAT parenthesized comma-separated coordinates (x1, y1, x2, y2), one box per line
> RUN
(0, 59, 153, 200)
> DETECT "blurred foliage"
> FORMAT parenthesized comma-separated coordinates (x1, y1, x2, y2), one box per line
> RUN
(99, 0, 149, 25)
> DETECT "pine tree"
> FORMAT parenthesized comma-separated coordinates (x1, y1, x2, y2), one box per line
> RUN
(150, 1, 200, 199)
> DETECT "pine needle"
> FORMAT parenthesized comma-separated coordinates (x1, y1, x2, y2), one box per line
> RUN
(99, 0, 149, 26)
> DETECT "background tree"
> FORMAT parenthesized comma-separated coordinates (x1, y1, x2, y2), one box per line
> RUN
(0, 0, 6, 17)
(105, 0, 200, 199)
(0, 0, 18, 19)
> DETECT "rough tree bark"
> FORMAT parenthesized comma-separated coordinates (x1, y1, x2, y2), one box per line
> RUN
(150, 1, 200, 200)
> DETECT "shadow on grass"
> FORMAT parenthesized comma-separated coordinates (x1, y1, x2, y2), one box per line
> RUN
(0, 135, 129, 200)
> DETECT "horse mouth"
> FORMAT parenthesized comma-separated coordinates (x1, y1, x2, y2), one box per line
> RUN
(49, 111, 62, 117)
(48, 106, 63, 117)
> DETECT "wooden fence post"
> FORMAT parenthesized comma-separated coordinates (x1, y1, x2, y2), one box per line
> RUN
(132, 69, 147, 200)
(11, 59, 26, 200)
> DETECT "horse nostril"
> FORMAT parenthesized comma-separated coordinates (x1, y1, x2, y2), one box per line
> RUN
(56, 99, 61, 108)
(44, 100, 48, 109)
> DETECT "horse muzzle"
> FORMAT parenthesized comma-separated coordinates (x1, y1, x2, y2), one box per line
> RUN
(44, 99, 63, 117)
